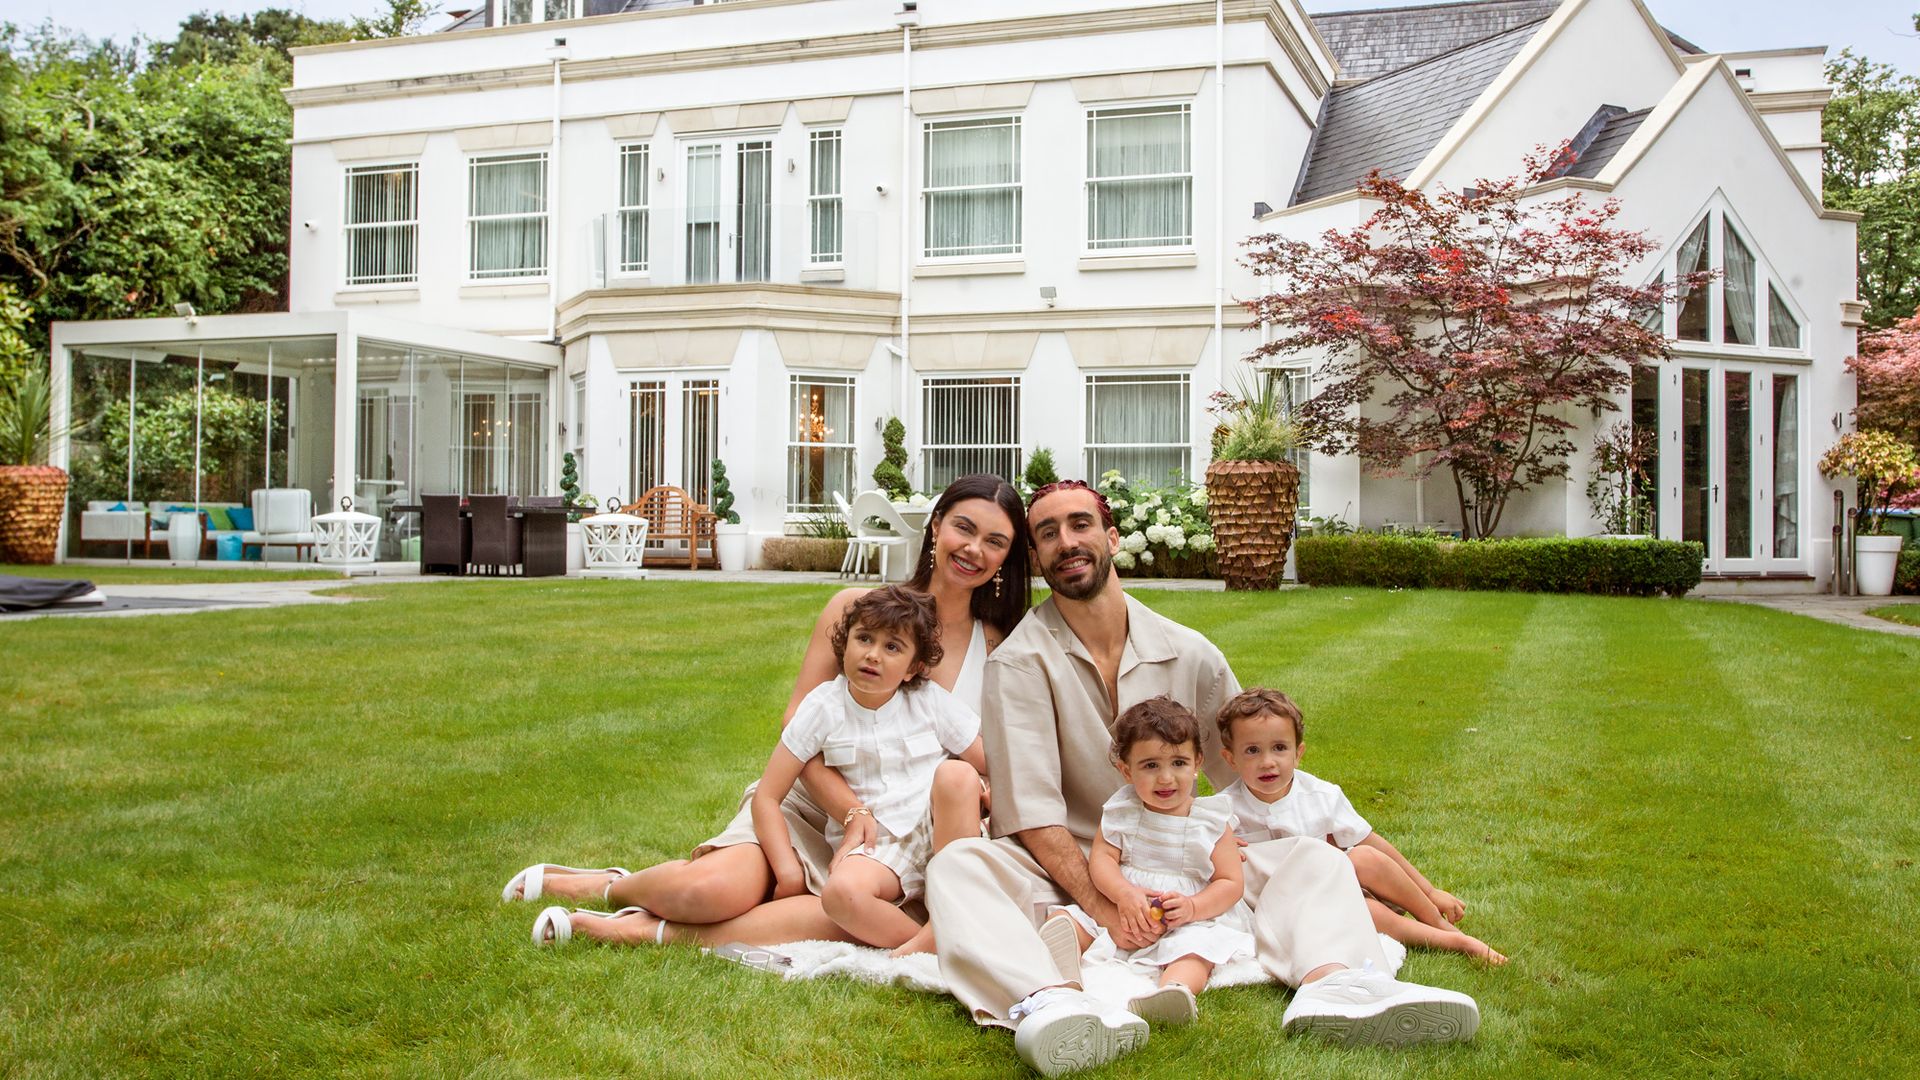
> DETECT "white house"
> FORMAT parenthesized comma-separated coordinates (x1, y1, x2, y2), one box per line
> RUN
(49, 0, 1860, 585)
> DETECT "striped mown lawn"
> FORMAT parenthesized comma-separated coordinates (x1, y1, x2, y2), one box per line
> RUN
(2, 580, 1916, 1078)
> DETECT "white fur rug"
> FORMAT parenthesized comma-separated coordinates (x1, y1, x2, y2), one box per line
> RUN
(768, 933, 1406, 1010)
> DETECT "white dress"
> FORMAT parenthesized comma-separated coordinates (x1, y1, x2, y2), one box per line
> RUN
(1084, 786, 1257, 970)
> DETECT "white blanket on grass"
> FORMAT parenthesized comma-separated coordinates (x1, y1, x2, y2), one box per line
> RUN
(772, 933, 1406, 1008)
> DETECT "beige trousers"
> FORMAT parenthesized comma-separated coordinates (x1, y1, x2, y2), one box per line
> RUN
(926, 835, 1385, 1027)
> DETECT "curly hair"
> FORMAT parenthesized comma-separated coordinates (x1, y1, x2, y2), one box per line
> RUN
(829, 585, 944, 688)
(1111, 695, 1202, 762)
(1215, 687, 1304, 746)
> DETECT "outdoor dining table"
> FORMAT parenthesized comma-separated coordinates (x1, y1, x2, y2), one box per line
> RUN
(387, 503, 572, 578)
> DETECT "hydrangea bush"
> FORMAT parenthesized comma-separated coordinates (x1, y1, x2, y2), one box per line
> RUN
(1096, 470, 1219, 578)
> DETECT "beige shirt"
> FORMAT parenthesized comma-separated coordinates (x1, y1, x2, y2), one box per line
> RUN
(982, 592, 1241, 846)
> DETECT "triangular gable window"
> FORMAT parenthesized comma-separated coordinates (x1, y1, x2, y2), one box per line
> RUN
(1663, 203, 1804, 352)
(1768, 286, 1801, 349)
(1676, 219, 1710, 341)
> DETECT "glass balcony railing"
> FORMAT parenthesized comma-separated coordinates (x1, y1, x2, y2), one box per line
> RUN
(586, 205, 883, 293)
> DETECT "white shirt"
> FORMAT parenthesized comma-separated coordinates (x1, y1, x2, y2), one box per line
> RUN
(781, 675, 980, 838)
(1222, 769, 1372, 850)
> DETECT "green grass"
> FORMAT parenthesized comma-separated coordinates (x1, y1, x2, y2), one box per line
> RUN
(3, 582, 1917, 1078)
(1, 562, 344, 584)
(1868, 603, 1920, 627)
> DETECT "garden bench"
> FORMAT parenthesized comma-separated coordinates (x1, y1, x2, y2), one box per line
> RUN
(632, 485, 718, 570)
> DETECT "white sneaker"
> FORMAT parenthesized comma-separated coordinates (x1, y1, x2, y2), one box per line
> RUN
(1282, 964, 1479, 1047)
(1127, 983, 1198, 1026)
(1011, 988, 1148, 1076)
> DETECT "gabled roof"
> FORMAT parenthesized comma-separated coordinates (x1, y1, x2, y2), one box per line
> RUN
(1560, 105, 1651, 178)
(1292, 19, 1543, 204)
(1312, 0, 1558, 83)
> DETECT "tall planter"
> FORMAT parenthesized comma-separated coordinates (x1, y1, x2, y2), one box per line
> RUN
(1204, 459, 1299, 591)
(0, 466, 70, 564)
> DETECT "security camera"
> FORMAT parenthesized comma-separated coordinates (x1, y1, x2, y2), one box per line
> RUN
(876, 184, 889, 195)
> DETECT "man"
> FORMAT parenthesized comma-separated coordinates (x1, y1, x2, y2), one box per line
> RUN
(925, 480, 1479, 1076)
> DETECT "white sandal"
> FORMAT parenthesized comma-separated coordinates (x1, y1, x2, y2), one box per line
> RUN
(501, 863, 631, 903)
(531, 905, 660, 947)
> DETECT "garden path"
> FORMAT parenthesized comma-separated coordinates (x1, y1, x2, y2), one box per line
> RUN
(1708, 593, 1920, 637)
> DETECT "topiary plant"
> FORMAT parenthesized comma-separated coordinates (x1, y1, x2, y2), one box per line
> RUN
(1023, 447, 1059, 489)
(710, 458, 740, 524)
(874, 416, 910, 499)
(560, 451, 581, 505)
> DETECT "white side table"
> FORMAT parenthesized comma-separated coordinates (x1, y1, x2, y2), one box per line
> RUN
(167, 511, 202, 562)
(313, 498, 381, 565)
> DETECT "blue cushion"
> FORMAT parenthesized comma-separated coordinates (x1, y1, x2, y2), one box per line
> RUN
(228, 506, 254, 531)
(107, 502, 128, 512)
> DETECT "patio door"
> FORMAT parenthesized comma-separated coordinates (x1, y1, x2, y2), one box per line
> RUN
(683, 138, 773, 284)
(628, 375, 725, 505)
(1661, 362, 1805, 574)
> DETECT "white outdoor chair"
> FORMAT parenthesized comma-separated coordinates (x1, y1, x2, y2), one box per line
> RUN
(832, 491, 861, 577)
(242, 488, 317, 561)
(846, 490, 914, 582)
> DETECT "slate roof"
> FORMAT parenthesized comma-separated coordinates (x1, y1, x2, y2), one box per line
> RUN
(1561, 106, 1651, 179)
(1313, 0, 1559, 83)
(1292, 19, 1542, 203)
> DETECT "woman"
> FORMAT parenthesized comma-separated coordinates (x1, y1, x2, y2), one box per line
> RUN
(508, 474, 1031, 950)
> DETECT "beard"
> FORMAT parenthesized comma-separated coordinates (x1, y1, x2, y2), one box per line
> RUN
(1041, 542, 1114, 601)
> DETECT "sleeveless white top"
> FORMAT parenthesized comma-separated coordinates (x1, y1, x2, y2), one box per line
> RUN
(947, 619, 989, 715)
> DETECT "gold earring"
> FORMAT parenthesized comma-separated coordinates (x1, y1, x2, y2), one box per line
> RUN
(993, 569, 1003, 598)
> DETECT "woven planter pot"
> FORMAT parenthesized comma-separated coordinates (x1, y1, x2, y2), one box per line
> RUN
(1204, 459, 1299, 591)
(0, 465, 70, 565)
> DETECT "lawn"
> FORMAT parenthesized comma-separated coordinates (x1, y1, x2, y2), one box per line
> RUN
(2, 581, 1917, 1078)
(2, 562, 344, 585)
(1868, 603, 1920, 628)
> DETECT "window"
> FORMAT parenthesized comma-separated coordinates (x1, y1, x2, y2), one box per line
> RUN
(924, 117, 1021, 258)
(1272, 367, 1312, 516)
(569, 375, 586, 456)
(810, 129, 844, 264)
(1723, 225, 1756, 346)
(457, 388, 546, 496)
(682, 379, 721, 505)
(1085, 372, 1189, 483)
(922, 377, 1020, 491)
(629, 380, 666, 497)
(1086, 104, 1192, 250)
(500, 0, 576, 24)
(468, 153, 549, 279)
(685, 144, 722, 284)
(1665, 208, 1802, 351)
(1675, 218, 1710, 341)
(343, 164, 418, 286)
(788, 376, 856, 513)
(619, 144, 650, 275)
(1768, 286, 1801, 349)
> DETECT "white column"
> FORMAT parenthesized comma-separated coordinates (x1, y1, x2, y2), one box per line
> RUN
(333, 327, 359, 511)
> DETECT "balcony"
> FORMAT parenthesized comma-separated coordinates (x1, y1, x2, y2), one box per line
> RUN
(585, 203, 884, 293)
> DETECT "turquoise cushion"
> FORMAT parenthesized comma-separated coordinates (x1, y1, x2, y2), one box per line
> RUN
(228, 506, 254, 531)
(204, 506, 234, 532)
(107, 502, 128, 512)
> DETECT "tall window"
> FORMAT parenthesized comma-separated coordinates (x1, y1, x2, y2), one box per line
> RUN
(924, 116, 1022, 258)
(468, 153, 548, 279)
(1272, 367, 1312, 516)
(456, 388, 545, 496)
(1085, 372, 1189, 482)
(809, 129, 844, 264)
(343, 164, 418, 286)
(1675, 218, 1710, 341)
(1723, 226, 1756, 346)
(1086, 104, 1192, 250)
(788, 376, 855, 513)
(629, 380, 666, 498)
(682, 379, 721, 505)
(619, 144, 650, 275)
(500, 0, 577, 24)
(1665, 208, 1801, 351)
(685, 143, 722, 284)
(1768, 287, 1801, 349)
(569, 375, 587, 457)
(922, 377, 1020, 490)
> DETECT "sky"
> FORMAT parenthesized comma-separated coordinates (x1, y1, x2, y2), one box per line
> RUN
(1, 0, 1915, 71)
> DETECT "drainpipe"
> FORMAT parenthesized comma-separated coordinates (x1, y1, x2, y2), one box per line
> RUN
(895, 5, 920, 419)
(546, 37, 571, 343)
(1213, 0, 1225, 394)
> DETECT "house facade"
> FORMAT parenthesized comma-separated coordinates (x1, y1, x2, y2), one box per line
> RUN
(51, 0, 1861, 584)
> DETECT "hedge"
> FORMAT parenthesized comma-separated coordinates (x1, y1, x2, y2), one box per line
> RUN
(1897, 547, 1919, 596)
(1295, 535, 1705, 597)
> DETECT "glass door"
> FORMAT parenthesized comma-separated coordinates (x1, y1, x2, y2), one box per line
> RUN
(628, 374, 726, 506)
(682, 138, 773, 285)
(1660, 362, 1804, 573)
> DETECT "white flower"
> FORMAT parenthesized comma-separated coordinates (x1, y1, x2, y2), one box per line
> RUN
(1189, 533, 1215, 552)
(1110, 497, 1129, 511)
(908, 492, 931, 508)
(1165, 530, 1188, 551)
(1191, 487, 1209, 507)
(1154, 509, 1172, 526)
(1122, 514, 1141, 531)
(1139, 550, 1155, 565)
(1112, 550, 1137, 570)
(1122, 531, 1148, 553)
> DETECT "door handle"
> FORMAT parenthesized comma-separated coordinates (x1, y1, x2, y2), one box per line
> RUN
(1713, 484, 1719, 503)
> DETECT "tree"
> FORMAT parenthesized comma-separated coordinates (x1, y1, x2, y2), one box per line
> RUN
(150, 9, 353, 69)
(351, 1, 445, 39)
(1849, 306, 1920, 455)
(1244, 149, 1698, 538)
(1824, 50, 1920, 329)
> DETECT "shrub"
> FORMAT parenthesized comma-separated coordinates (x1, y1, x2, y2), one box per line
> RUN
(1096, 469, 1219, 578)
(1023, 448, 1059, 490)
(1295, 534, 1704, 597)
(1897, 546, 1920, 595)
(760, 537, 849, 572)
(874, 417, 910, 499)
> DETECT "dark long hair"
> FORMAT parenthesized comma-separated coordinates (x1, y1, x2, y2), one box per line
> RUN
(907, 474, 1032, 639)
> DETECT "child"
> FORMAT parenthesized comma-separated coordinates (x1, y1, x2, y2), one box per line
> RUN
(1216, 688, 1508, 964)
(1052, 696, 1254, 1026)
(751, 585, 988, 951)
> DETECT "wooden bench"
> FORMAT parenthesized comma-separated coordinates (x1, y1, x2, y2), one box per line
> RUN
(632, 485, 718, 570)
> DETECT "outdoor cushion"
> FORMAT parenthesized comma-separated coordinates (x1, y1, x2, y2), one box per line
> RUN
(107, 502, 128, 512)
(228, 506, 254, 531)
(0, 575, 99, 612)
(204, 506, 234, 532)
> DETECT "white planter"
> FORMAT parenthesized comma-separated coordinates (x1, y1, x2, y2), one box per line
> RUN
(566, 522, 586, 574)
(166, 513, 202, 562)
(715, 522, 749, 571)
(1855, 534, 1905, 597)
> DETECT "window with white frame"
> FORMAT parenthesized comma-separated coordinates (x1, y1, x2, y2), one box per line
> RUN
(570, 375, 587, 456)
(1667, 208, 1801, 351)
(924, 116, 1022, 258)
(788, 375, 856, 513)
(468, 152, 548, 280)
(1085, 372, 1190, 483)
(682, 378, 722, 505)
(1271, 367, 1312, 516)
(629, 380, 666, 498)
(618, 144, 650, 275)
(1086, 104, 1192, 250)
(343, 163, 418, 286)
(498, 0, 578, 24)
(809, 129, 844, 264)
(456, 388, 546, 496)
(922, 376, 1021, 490)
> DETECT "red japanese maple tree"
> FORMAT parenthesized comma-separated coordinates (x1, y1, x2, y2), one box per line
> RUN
(1850, 307, 1920, 508)
(1243, 147, 1703, 538)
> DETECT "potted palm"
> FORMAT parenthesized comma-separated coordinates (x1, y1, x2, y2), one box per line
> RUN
(0, 367, 67, 565)
(1821, 430, 1919, 596)
(710, 458, 749, 570)
(1204, 373, 1301, 590)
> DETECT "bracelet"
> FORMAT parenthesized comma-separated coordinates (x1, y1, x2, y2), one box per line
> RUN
(843, 806, 872, 827)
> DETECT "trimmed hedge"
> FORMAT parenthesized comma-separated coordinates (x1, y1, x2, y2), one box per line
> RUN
(1897, 546, 1919, 596)
(1295, 534, 1705, 598)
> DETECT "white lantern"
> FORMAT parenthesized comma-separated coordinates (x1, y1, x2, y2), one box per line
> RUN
(313, 497, 382, 565)
(579, 501, 650, 578)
